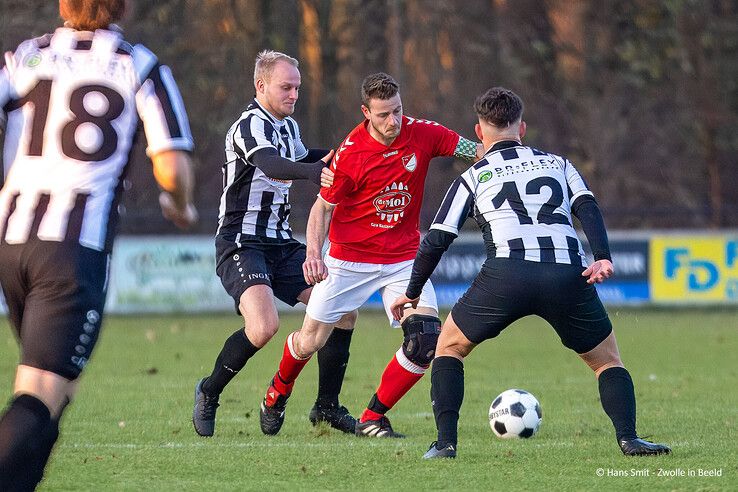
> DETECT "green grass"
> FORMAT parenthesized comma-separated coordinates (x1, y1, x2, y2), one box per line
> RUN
(1, 309, 737, 491)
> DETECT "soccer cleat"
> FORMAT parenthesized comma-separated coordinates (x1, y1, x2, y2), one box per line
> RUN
(260, 381, 289, 436)
(355, 416, 405, 438)
(619, 437, 671, 456)
(423, 441, 457, 459)
(192, 378, 219, 437)
(309, 402, 357, 434)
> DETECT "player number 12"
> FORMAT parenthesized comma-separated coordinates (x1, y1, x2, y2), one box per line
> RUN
(491, 177, 571, 226)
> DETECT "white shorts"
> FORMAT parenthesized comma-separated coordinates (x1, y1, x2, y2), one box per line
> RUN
(305, 254, 438, 326)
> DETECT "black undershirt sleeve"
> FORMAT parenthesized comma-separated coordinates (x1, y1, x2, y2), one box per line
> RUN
(571, 194, 612, 261)
(406, 229, 457, 299)
(251, 147, 324, 184)
(298, 148, 329, 163)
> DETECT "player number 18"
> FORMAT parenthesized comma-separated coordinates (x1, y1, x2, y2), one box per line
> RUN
(10, 78, 124, 162)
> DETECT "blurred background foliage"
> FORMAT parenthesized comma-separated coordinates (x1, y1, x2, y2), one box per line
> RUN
(1, 0, 737, 234)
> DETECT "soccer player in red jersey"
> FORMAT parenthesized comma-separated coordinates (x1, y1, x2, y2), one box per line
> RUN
(258, 72, 482, 437)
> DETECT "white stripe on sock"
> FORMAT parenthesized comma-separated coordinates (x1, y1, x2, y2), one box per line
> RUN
(287, 332, 310, 360)
(395, 348, 426, 375)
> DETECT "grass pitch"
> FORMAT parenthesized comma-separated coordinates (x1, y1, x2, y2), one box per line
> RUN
(1, 309, 736, 491)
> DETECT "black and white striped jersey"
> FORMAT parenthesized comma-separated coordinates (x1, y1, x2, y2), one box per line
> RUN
(0, 27, 193, 252)
(217, 98, 308, 241)
(431, 141, 592, 266)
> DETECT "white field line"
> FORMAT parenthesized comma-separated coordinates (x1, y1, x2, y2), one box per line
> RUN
(59, 439, 589, 450)
(60, 440, 406, 450)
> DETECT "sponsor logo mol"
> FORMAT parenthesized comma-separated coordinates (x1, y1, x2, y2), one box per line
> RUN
(373, 182, 411, 222)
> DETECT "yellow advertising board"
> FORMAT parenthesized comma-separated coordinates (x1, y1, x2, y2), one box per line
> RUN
(650, 236, 738, 302)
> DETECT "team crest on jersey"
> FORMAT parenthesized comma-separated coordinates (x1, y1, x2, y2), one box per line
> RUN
(402, 153, 417, 172)
(478, 170, 492, 183)
(23, 52, 42, 68)
(373, 182, 411, 223)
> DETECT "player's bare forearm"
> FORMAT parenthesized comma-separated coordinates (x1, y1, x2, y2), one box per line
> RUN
(152, 150, 198, 229)
(152, 150, 194, 207)
(306, 198, 334, 259)
(304, 198, 333, 284)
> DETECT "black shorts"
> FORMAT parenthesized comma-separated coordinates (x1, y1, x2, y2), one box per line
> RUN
(215, 234, 310, 311)
(451, 258, 612, 354)
(0, 241, 109, 380)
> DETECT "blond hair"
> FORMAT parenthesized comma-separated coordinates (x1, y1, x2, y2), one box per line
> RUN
(253, 50, 299, 85)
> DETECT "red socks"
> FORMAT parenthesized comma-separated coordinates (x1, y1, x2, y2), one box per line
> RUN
(361, 349, 426, 422)
(267, 332, 311, 404)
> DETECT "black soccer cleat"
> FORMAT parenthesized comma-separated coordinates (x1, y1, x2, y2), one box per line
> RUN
(309, 402, 357, 434)
(619, 437, 671, 456)
(260, 382, 290, 436)
(260, 398, 288, 436)
(355, 416, 405, 438)
(423, 441, 457, 459)
(192, 378, 219, 437)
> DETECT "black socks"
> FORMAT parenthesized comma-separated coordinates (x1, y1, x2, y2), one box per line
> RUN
(0, 394, 55, 491)
(315, 328, 353, 406)
(29, 417, 60, 487)
(202, 328, 259, 396)
(598, 366, 637, 441)
(428, 361, 637, 448)
(203, 326, 353, 405)
(430, 356, 464, 448)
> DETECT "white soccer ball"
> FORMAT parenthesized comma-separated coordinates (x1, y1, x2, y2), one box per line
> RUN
(488, 389, 542, 439)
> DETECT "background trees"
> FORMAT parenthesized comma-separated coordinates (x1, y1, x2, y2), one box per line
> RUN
(2, 0, 736, 233)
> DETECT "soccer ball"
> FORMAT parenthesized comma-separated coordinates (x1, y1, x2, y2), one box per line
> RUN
(488, 389, 542, 439)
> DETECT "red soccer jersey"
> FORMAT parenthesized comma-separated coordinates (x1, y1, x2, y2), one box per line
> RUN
(320, 115, 460, 264)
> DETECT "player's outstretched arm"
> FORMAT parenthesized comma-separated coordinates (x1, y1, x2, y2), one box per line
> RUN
(152, 150, 198, 230)
(392, 228, 457, 320)
(303, 197, 334, 285)
(571, 194, 614, 284)
(251, 148, 334, 186)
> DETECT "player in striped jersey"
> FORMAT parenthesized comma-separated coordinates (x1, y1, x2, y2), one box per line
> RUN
(0, 0, 197, 488)
(391, 87, 670, 459)
(192, 50, 358, 438)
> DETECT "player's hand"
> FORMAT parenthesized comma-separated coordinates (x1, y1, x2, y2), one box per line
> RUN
(582, 259, 614, 284)
(390, 294, 420, 321)
(320, 167, 334, 188)
(303, 256, 328, 285)
(319, 149, 335, 187)
(159, 191, 198, 230)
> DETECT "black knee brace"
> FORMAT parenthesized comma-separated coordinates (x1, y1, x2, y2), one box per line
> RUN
(401, 314, 441, 366)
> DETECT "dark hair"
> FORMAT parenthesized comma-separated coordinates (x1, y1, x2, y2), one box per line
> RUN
(60, 0, 125, 31)
(474, 87, 524, 127)
(361, 72, 400, 107)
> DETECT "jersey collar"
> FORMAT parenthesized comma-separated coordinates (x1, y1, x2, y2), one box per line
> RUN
(483, 140, 521, 156)
(250, 98, 285, 126)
